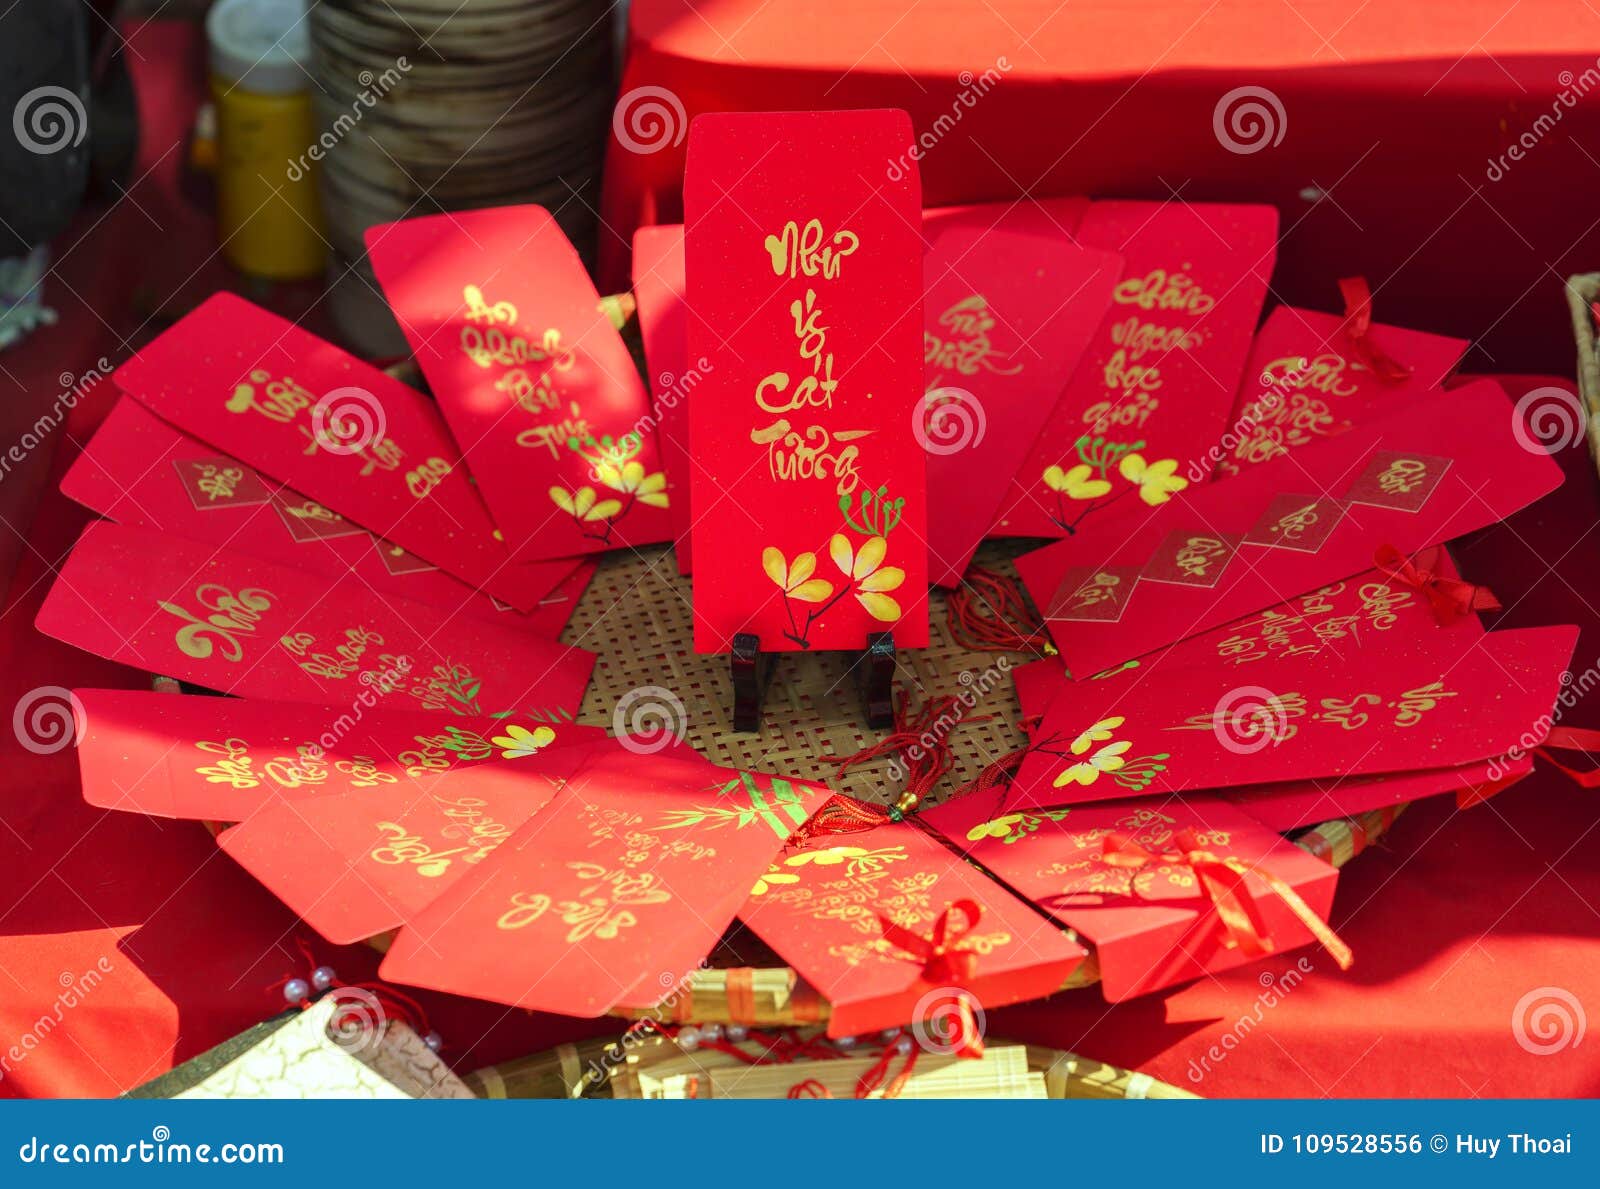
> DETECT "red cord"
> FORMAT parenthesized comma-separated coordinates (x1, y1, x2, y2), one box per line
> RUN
(947, 567, 1054, 654)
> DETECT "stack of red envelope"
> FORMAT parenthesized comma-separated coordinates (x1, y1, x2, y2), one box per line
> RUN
(34, 108, 1585, 1045)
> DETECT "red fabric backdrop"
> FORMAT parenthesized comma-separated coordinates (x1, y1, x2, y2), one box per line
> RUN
(603, 0, 1600, 375)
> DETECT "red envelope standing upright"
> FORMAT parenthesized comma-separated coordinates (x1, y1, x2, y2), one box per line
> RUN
(1207, 304, 1467, 479)
(683, 110, 929, 653)
(632, 223, 696, 574)
(366, 205, 674, 559)
(994, 201, 1278, 538)
(920, 220, 1122, 586)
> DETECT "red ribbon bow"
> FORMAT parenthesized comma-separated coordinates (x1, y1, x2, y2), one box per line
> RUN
(1374, 544, 1501, 624)
(877, 901, 986, 1058)
(878, 899, 982, 985)
(1338, 276, 1412, 384)
(1102, 830, 1353, 971)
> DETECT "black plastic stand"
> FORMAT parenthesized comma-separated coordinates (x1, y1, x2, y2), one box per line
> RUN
(856, 631, 897, 730)
(728, 631, 897, 734)
(730, 632, 771, 733)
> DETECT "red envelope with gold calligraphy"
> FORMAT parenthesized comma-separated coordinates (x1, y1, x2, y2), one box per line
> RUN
(920, 220, 1121, 586)
(365, 205, 673, 559)
(63, 396, 586, 631)
(36, 521, 595, 715)
(1209, 304, 1467, 478)
(994, 201, 1278, 538)
(378, 752, 834, 1016)
(924, 793, 1341, 1001)
(1015, 381, 1563, 676)
(218, 750, 604, 945)
(1004, 556, 1530, 825)
(72, 687, 604, 822)
(642, 202, 1092, 583)
(1002, 625, 1574, 812)
(1020, 545, 1484, 698)
(737, 819, 1085, 1037)
(632, 222, 696, 573)
(683, 110, 929, 653)
(110, 293, 551, 611)
(1010, 653, 1532, 828)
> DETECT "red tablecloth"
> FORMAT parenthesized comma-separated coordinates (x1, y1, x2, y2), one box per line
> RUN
(0, 21, 615, 1100)
(604, 0, 1600, 374)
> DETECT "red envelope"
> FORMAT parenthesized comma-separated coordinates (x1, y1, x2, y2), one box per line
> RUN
(1005, 553, 1524, 826)
(1228, 755, 1533, 831)
(524, 559, 597, 637)
(683, 110, 929, 653)
(365, 205, 673, 559)
(1004, 625, 1575, 811)
(378, 751, 834, 1016)
(920, 221, 1122, 586)
(1208, 305, 1468, 478)
(632, 223, 695, 574)
(924, 793, 1341, 1001)
(994, 201, 1278, 538)
(72, 687, 604, 822)
(1016, 381, 1563, 676)
(218, 752, 600, 945)
(63, 396, 585, 631)
(737, 818, 1085, 1037)
(1015, 545, 1482, 705)
(110, 293, 550, 611)
(36, 521, 595, 715)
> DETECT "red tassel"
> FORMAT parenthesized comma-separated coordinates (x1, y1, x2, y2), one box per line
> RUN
(798, 795, 893, 839)
(949, 741, 1032, 801)
(826, 691, 988, 816)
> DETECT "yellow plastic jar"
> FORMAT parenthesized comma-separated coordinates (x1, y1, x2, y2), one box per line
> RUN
(206, 0, 326, 280)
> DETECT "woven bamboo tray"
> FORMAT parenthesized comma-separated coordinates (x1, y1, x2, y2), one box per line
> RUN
(1565, 272, 1600, 479)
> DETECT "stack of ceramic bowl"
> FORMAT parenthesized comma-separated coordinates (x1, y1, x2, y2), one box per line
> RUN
(308, 0, 612, 354)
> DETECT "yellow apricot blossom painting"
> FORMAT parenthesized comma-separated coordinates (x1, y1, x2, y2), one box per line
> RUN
(1042, 434, 1190, 534)
(595, 459, 670, 508)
